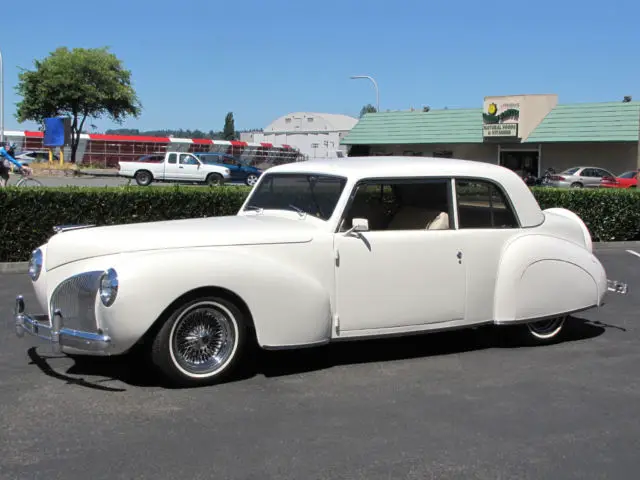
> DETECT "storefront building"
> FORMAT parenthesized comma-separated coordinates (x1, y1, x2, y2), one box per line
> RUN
(341, 94, 640, 177)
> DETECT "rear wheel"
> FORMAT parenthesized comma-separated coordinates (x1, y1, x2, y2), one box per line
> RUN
(245, 174, 259, 186)
(150, 296, 250, 387)
(135, 170, 153, 186)
(206, 173, 223, 186)
(524, 315, 567, 343)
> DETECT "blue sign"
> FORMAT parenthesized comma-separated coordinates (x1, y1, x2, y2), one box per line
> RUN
(43, 117, 71, 147)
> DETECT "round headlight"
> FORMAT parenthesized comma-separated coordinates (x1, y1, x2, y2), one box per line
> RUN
(28, 249, 43, 281)
(99, 268, 119, 307)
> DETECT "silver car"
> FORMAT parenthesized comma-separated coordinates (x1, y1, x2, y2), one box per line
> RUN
(547, 166, 615, 188)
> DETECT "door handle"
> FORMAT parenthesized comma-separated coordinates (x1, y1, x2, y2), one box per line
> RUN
(179, 166, 184, 169)
(457, 251, 462, 264)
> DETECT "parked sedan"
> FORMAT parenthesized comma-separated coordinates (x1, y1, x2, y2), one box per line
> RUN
(195, 152, 263, 186)
(547, 166, 616, 188)
(11, 156, 629, 387)
(600, 170, 638, 189)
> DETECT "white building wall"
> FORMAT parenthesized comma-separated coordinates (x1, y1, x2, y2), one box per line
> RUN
(257, 112, 358, 159)
(254, 131, 348, 159)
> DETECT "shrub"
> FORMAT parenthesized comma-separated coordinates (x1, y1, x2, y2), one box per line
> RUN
(0, 185, 638, 263)
(0, 185, 252, 262)
(531, 187, 640, 242)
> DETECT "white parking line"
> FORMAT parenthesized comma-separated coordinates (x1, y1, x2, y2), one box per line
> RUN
(626, 249, 640, 259)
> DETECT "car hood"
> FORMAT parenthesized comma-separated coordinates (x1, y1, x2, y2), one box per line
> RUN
(44, 214, 317, 270)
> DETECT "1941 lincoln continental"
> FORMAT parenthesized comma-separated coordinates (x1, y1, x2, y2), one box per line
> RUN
(13, 156, 628, 387)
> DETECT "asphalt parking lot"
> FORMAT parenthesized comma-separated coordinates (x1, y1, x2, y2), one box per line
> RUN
(0, 246, 639, 479)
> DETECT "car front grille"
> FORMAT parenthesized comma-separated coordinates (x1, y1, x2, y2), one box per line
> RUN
(50, 271, 104, 334)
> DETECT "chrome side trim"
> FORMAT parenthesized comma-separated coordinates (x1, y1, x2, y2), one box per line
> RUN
(14, 295, 111, 353)
(53, 224, 96, 234)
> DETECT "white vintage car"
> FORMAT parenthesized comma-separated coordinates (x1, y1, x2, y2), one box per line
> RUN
(13, 156, 628, 387)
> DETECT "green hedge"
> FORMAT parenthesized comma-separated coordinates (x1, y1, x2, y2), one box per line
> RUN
(0, 185, 638, 263)
(531, 187, 640, 242)
(0, 185, 251, 262)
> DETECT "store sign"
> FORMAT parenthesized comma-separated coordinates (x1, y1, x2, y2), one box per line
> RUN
(483, 123, 518, 137)
(482, 99, 520, 139)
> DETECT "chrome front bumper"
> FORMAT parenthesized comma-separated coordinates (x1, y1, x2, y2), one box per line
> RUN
(14, 295, 111, 353)
(607, 279, 628, 295)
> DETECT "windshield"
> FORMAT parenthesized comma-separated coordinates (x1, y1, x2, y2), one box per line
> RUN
(244, 173, 347, 220)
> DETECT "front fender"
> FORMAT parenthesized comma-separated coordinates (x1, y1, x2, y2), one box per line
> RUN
(97, 247, 332, 353)
(494, 234, 607, 323)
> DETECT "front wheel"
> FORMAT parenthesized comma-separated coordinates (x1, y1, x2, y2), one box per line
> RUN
(150, 296, 250, 387)
(15, 177, 44, 187)
(570, 182, 583, 188)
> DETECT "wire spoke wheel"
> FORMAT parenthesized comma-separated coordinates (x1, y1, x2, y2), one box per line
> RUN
(169, 301, 238, 377)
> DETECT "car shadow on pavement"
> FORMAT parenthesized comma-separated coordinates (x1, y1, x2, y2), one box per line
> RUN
(256, 315, 609, 378)
(25, 316, 611, 390)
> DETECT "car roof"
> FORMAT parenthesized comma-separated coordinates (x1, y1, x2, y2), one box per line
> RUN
(265, 156, 545, 227)
(269, 155, 518, 182)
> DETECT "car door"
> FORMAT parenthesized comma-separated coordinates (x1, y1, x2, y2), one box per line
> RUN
(450, 178, 521, 323)
(177, 153, 203, 180)
(333, 178, 467, 334)
(592, 168, 615, 187)
(162, 153, 180, 180)
(221, 155, 243, 181)
(580, 168, 604, 187)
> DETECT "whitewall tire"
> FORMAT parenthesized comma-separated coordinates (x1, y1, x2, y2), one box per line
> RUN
(151, 296, 250, 387)
(525, 315, 567, 342)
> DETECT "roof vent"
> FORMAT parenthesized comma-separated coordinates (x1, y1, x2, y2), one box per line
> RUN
(623, 96, 632, 103)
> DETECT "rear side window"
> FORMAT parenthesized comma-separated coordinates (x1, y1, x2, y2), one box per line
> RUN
(167, 153, 177, 164)
(455, 179, 519, 229)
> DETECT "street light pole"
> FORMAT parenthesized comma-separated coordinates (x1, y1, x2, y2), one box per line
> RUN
(350, 75, 379, 112)
(0, 48, 4, 144)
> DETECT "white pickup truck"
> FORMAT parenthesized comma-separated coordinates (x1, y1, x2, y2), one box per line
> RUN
(118, 152, 232, 186)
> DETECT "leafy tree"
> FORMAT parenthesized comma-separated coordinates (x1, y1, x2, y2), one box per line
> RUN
(15, 46, 142, 163)
(359, 104, 377, 117)
(223, 112, 236, 140)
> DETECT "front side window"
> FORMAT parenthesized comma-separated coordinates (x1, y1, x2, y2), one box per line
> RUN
(455, 179, 518, 229)
(245, 173, 347, 221)
(179, 154, 199, 165)
(340, 178, 452, 232)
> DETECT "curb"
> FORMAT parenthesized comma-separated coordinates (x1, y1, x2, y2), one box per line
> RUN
(0, 262, 29, 274)
(593, 241, 640, 250)
(1, 241, 638, 275)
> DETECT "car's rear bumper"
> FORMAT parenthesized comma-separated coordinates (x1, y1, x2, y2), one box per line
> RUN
(607, 279, 628, 295)
(13, 295, 112, 354)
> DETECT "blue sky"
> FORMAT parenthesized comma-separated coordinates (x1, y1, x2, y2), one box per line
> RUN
(2, 0, 639, 133)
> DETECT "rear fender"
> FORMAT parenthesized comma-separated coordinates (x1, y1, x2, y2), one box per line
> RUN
(494, 234, 606, 323)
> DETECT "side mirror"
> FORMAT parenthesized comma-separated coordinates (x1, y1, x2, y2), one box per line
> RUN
(344, 217, 369, 236)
